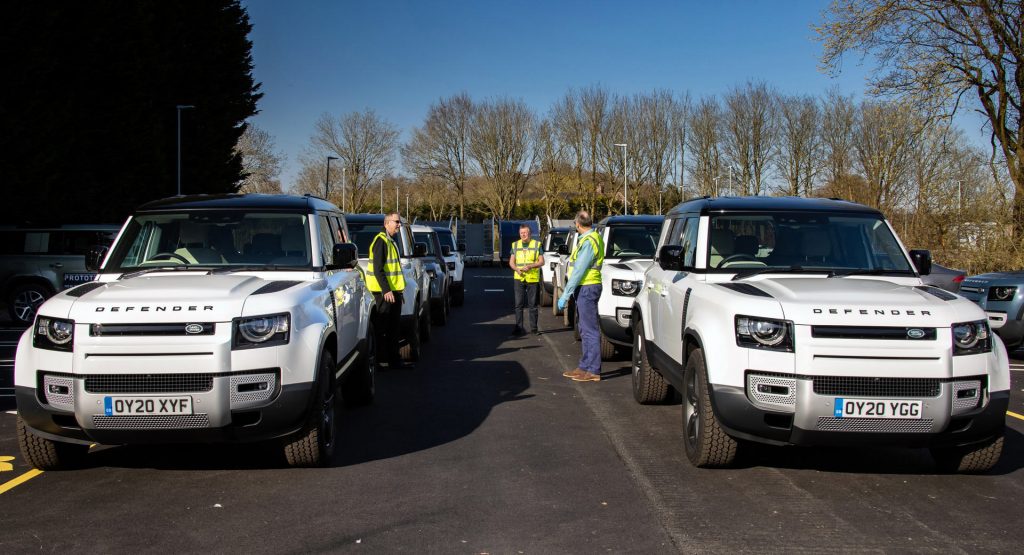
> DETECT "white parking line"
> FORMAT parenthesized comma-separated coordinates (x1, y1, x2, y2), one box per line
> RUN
(4, 411, 16, 415)
(484, 289, 505, 292)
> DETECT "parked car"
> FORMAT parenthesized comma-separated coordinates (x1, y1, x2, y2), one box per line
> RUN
(432, 226, 465, 306)
(594, 215, 664, 359)
(633, 196, 1008, 472)
(1, 224, 120, 325)
(412, 225, 452, 326)
(347, 214, 432, 360)
(960, 270, 1024, 351)
(15, 194, 375, 468)
(922, 262, 965, 293)
(551, 229, 578, 319)
(540, 226, 571, 307)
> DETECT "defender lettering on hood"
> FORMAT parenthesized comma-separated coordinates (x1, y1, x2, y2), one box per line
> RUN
(95, 305, 214, 312)
(812, 308, 931, 316)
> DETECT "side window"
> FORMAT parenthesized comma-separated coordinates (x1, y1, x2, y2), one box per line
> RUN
(24, 232, 51, 253)
(662, 218, 686, 247)
(328, 215, 346, 244)
(680, 217, 699, 268)
(317, 215, 334, 266)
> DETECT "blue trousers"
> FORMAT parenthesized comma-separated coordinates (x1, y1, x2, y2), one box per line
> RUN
(576, 284, 602, 374)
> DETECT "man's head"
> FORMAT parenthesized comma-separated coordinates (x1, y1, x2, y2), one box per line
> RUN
(575, 210, 593, 232)
(384, 212, 401, 237)
(519, 224, 531, 242)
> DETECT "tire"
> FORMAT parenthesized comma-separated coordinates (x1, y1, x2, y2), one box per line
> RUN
(8, 282, 52, 325)
(632, 319, 671, 404)
(453, 283, 464, 307)
(563, 296, 573, 328)
(400, 312, 421, 362)
(540, 284, 553, 307)
(552, 283, 562, 316)
(600, 332, 616, 360)
(283, 351, 337, 467)
(17, 416, 88, 470)
(682, 348, 738, 468)
(342, 322, 376, 407)
(931, 432, 1004, 473)
(419, 302, 432, 342)
(431, 298, 447, 326)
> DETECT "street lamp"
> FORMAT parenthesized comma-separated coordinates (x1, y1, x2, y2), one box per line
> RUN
(614, 143, 627, 214)
(325, 156, 338, 198)
(176, 105, 194, 196)
(956, 180, 962, 216)
(341, 167, 347, 213)
(380, 179, 384, 214)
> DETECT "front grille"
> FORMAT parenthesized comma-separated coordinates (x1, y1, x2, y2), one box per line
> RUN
(811, 326, 937, 340)
(816, 417, 933, 433)
(91, 415, 210, 429)
(85, 374, 214, 393)
(90, 323, 216, 336)
(813, 376, 941, 397)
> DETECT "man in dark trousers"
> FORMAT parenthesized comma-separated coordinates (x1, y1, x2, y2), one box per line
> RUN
(367, 212, 413, 369)
(508, 223, 545, 336)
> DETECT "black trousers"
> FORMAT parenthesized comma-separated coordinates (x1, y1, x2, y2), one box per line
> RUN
(513, 280, 539, 332)
(373, 290, 404, 364)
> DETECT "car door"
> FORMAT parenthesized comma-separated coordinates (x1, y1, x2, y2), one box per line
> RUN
(659, 216, 700, 365)
(646, 217, 684, 348)
(318, 214, 357, 359)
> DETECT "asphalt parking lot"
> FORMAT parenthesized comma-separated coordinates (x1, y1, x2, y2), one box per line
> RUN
(2, 267, 1024, 553)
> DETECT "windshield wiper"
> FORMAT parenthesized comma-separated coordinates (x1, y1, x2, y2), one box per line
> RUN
(731, 266, 830, 281)
(827, 268, 915, 278)
(118, 265, 217, 280)
(210, 265, 311, 274)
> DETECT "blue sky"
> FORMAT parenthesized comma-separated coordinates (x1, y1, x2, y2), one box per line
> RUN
(243, 0, 878, 187)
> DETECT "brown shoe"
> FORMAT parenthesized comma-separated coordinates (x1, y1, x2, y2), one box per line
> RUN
(562, 368, 586, 379)
(572, 372, 601, 382)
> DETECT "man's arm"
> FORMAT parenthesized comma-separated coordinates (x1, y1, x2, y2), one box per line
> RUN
(371, 238, 392, 295)
(558, 239, 593, 305)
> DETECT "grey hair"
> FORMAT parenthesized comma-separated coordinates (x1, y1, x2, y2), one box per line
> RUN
(575, 210, 593, 228)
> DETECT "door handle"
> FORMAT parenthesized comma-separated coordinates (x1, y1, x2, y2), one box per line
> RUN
(50, 263, 63, 269)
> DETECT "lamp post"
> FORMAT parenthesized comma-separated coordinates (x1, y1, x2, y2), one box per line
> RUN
(395, 185, 399, 214)
(380, 179, 384, 214)
(614, 143, 627, 214)
(341, 167, 347, 212)
(713, 175, 722, 197)
(956, 180, 962, 216)
(175, 105, 194, 196)
(325, 156, 338, 198)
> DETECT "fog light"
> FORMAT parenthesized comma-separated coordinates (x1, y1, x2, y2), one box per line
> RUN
(48, 384, 70, 395)
(756, 384, 790, 396)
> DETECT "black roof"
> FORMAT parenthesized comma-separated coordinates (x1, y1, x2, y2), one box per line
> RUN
(547, 226, 572, 233)
(431, 226, 454, 234)
(667, 196, 882, 217)
(597, 215, 665, 226)
(137, 193, 339, 212)
(346, 213, 389, 223)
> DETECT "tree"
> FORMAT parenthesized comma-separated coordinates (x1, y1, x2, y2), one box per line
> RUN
(468, 98, 537, 220)
(401, 93, 474, 219)
(853, 100, 919, 211)
(817, 0, 1024, 234)
(1, 1, 261, 224)
(776, 94, 821, 196)
(722, 81, 778, 195)
(687, 97, 723, 197)
(236, 124, 284, 194)
(820, 89, 858, 197)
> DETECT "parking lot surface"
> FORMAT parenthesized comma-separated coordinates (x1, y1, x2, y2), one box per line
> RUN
(2, 267, 1024, 553)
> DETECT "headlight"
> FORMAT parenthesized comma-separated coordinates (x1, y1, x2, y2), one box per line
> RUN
(233, 313, 290, 349)
(988, 286, 1017, 301)
(611, 279, 642, 297)
(34, 316, 75, 352)
(447, 262, 456, 271)
(951, 319, 990, 355)
(426, 268, 437, 280)
(735, 315, 794, 352)
(550, 261, 558, 271)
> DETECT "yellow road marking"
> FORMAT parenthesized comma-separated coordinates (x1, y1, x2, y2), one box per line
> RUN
(0, 455, 14, 472)
(0, 469, 43, 494)
(1007, 410, 1024, 422)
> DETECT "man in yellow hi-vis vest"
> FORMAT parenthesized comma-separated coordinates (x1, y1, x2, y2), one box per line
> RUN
(508, 224, 544, 336)
(558, 210, 604, 382)
(368, 212, 412, 369)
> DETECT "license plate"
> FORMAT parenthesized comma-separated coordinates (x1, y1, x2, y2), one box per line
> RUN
(62, 273, 97, 289)
(103, 396, 193, 416)
(833, 398, 923, 419)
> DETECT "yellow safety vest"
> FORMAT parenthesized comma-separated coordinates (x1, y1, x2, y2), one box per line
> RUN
(512, 239, 542, 283)
(366, 232, 406, 292)
(569, 231, 604, 286)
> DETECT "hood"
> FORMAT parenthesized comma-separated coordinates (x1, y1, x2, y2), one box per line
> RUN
(67, 274, 267, 322)
(749, 277, 980, 326)
(606, 258, 654, 274)
(964, 271, 1024, 285)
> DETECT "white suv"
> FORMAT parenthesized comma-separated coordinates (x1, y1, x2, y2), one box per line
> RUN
(632, 197, 1008, 472)
(15, 194, 375, 468)
(432, 226, 464, 306)
(540, 226, 571, 307)
(594, 215, 663, 359)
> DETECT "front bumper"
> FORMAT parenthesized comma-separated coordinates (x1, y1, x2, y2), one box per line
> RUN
(16, 369, 311, 445)
(991, 317, 1024, 349)
(710, 374, 1007, 448)
(599, 314, 634, 345)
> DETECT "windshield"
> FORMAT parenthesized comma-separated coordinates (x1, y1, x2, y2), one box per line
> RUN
(707, 212, 914, 274)
(606, 225, 661, 259)
(547, 231, 568, 251)
(413, 232, 436, 256)
(348, 221, 406, 257)
(104, 211, 312, 271)
(434, 229, 455, 250)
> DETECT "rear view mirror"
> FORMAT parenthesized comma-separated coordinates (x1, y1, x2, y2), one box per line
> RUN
(658, 245, 685, 271)
(86, 246, 108, 272)
(909, 249, 932, 276)
(413, 242, 427, 257)
(557, 244, 570, 256)
(441, 245, 452, 257)
(457, 242, 466, 253)
(330, 242, 359, 270)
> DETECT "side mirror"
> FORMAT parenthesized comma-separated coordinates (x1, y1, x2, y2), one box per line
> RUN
(330, 242, 359, 270)
(413, 242, 427, 257)
(909, 249, 932, 276)
(441, 245, 452, 257)
(86, 246, 108, 272)
(557, 244, 570, 256)
(658, 245, 685, 271)
(457, 242, 466, 253)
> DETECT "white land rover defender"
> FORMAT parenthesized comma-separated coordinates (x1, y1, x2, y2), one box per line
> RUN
(632, 197, 1009, 473)
(15, 194, 376, 469)
(594, 215, 664, 359)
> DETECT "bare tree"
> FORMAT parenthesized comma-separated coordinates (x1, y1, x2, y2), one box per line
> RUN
(686, 96, 723, 197)
(401, 93, 474, 219)
(721, 81, 778, 195)
(853, 100, 919, 211)
(468, 98, 537, 220)
(775, 94, 821, 196)
(580, 85, 612, 204)
(820, 89, 858, 197)
(236, 124, 284, 194)
(535, 119, 570, 221)
(817, 0, 1024, 234)
(305, 109, 399, 212)
(551, 90, 587, 200)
